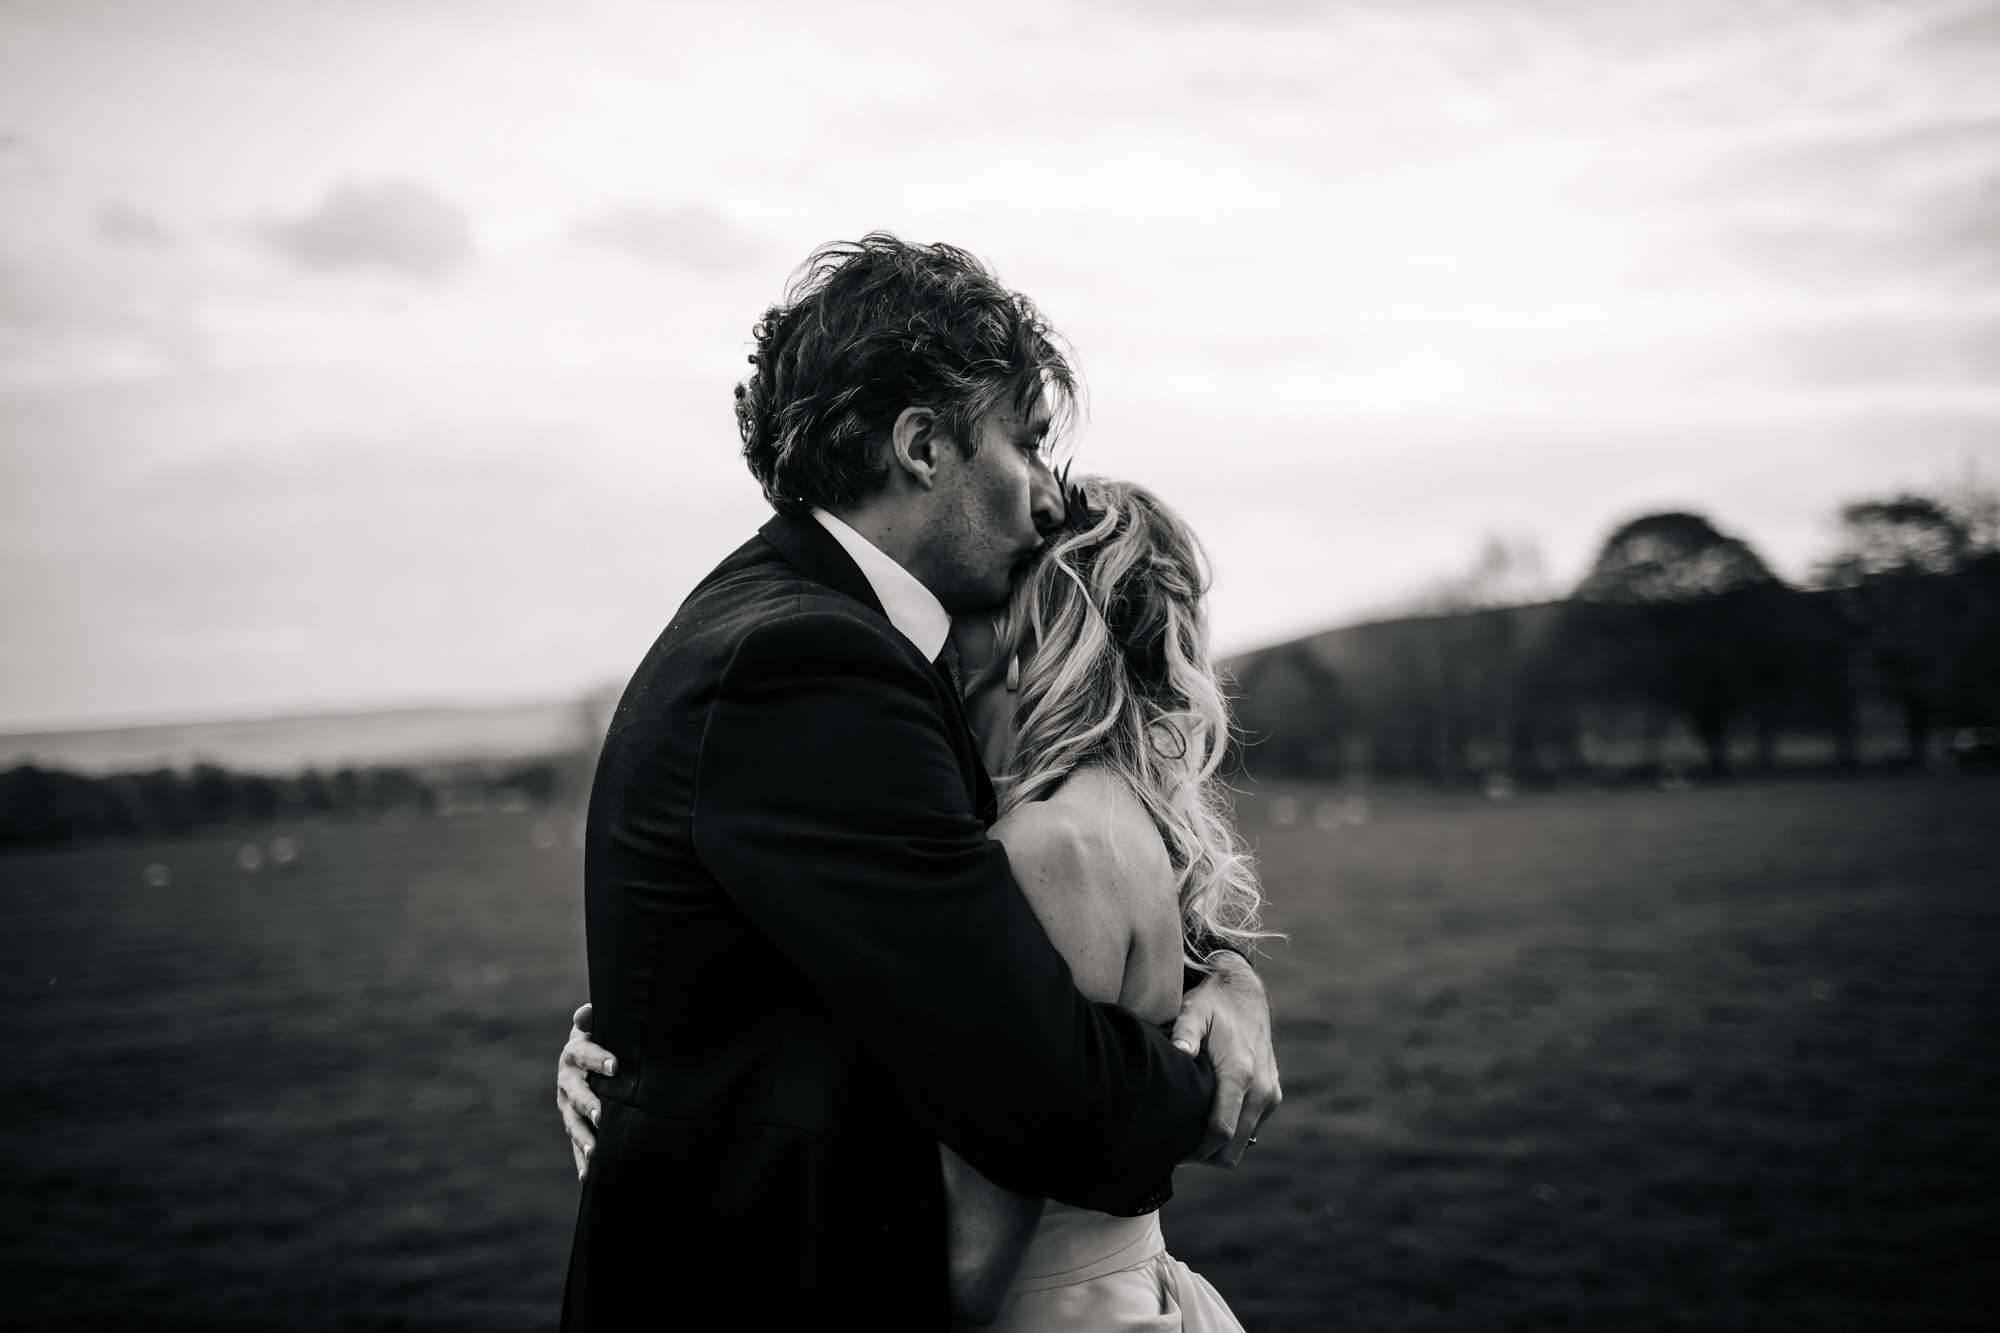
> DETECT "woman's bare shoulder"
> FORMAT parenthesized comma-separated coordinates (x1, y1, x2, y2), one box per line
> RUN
(994, 776, 1168, 895)
(991, 771, 1173, 1005)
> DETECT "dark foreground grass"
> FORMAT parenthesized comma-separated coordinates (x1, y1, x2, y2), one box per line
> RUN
(4, 775, 1996, 1329)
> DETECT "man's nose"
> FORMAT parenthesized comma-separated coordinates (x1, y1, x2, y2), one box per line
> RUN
(1029, 457, 1065, 537)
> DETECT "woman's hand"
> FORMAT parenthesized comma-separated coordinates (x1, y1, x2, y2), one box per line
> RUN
(557, 1002, 617, 1180)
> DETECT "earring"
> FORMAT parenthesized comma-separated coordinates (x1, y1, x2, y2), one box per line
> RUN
(1005, 654, 1020, 692)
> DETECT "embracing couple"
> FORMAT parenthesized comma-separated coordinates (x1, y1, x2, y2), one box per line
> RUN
(550, 233, 1283, 1330)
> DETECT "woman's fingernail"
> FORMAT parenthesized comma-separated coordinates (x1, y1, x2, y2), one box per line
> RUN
(602, 1059, 616, 1076)
(1174, 1040, 1195, 1056)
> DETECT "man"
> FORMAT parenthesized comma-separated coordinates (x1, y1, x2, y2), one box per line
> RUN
(560, 234, 1278, 1328)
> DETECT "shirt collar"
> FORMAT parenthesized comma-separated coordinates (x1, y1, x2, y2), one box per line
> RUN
(810, 507, 952, 661)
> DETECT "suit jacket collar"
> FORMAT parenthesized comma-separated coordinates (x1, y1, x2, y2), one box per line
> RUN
(808, 509, 952, 661)
(758, 510, 886, 621)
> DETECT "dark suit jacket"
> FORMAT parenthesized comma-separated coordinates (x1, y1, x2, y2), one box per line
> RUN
(560, 512, 1215, 1330)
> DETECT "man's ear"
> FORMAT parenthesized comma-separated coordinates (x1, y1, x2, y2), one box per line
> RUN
(889, 406, 947, 490)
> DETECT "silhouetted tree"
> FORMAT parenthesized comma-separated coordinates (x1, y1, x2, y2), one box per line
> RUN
(136, 768, 193, 835)
(1815, 495, 1981, 761)
(1952, 549, 2000, 723)
(502, 760, 563, 805)
(189, 763, 241, 825)
(1392, 534, 1555, 618)
(1, 766, 61, 845)
(0, 749, 600, 850)
(1576, 512, 1777, 605)
(241, 774, 283, 823)
(1382, 537, 1556, 780)
(329, 766, 362, 815)
(1564, 512, 1787, 774)
(1232, 645, 1349, 776)
(295, 767, 334, 816)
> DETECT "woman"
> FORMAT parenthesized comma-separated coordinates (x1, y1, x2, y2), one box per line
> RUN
(558, 475, 1274, 1329)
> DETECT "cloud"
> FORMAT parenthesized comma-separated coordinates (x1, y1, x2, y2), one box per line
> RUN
(1907, 0, 2000, 60)
(261, 180, 473, 279)
(97, 202, 172, 247)
(1695, 100, 2000, 299)
(1775, 312, 2000, 389)
(0, 244, 206, 384)
(1728, 166, 2000, 293)
(567, 202, 768, 270)
(0, 128, 53, 183)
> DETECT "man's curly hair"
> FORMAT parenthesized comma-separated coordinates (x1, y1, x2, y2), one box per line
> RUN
(733, 233, 1080, 516)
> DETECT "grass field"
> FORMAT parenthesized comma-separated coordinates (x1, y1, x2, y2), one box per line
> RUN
(4, 774, 1996, 1329)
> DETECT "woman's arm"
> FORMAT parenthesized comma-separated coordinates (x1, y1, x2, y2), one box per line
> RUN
(942, 802, 1142, 1322)
(941, 1144, 1045, 1325)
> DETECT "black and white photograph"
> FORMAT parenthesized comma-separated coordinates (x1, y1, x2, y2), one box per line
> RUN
(4, 1, 1997, 1328)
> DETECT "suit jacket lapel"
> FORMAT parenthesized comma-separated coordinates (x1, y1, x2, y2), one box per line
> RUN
(757, 512, 994, 824)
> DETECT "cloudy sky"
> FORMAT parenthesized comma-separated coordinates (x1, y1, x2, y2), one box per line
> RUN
(2, 0, 1995, 729)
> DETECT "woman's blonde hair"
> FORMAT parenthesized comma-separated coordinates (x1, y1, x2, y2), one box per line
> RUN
(981, 476, 1276, 970)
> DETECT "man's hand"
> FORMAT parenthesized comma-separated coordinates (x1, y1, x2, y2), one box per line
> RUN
(1170, 952, 1280, 1168)
(557, 1002, 617, 1180)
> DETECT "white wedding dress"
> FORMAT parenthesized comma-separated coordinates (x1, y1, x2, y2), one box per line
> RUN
(980, 1199, 1245, 1331)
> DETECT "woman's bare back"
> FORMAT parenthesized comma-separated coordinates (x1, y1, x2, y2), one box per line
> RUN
(996, 765, 1184, 1025)
(940, 765, 1190, 1322)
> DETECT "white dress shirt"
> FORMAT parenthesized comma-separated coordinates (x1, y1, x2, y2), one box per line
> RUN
(810, 507, 952, 662)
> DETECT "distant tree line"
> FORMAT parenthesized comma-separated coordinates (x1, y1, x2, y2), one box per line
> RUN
(1231, 488, 2000, 782)
(9, 488, 1995, 849)
(0, 755, 582, 851)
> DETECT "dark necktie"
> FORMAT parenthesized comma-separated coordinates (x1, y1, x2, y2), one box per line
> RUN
(932, 636, 963, 697)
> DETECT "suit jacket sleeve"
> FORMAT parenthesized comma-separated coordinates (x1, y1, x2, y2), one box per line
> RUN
(690, 609, 1213, 1214)
(1183, 931, 1253, 995)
